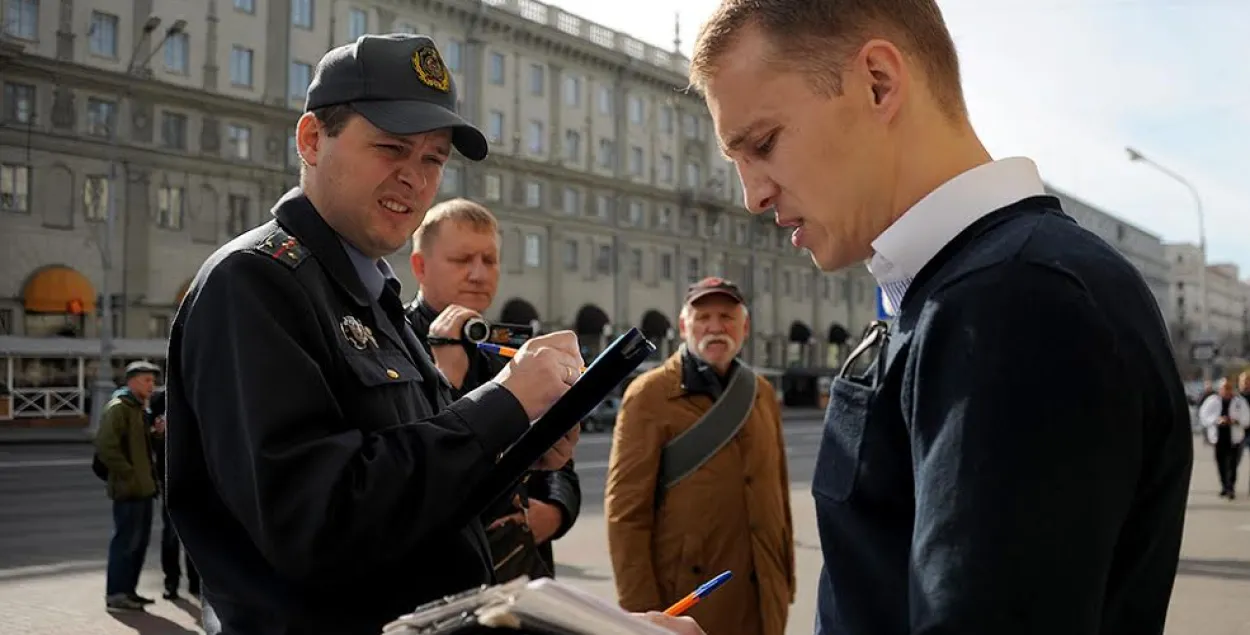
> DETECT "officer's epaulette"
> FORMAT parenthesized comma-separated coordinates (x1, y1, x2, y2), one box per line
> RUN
(253, 228, 310, 269)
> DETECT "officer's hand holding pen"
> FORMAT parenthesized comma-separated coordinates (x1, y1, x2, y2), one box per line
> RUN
(494, 330, 584, 470)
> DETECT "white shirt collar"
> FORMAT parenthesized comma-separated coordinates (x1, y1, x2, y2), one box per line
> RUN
(867, 157, 1046, 313)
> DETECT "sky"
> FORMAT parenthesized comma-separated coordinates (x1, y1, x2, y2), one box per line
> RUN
(543, 0, 1250, 275)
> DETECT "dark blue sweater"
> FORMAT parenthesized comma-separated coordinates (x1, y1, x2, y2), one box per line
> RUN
(813, 196, 1193, 635)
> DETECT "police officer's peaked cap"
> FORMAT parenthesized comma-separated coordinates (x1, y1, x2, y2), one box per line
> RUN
(305, 33, 488, 162)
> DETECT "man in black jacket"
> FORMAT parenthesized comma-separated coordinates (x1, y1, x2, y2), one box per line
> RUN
(166, 35, 584, 635)
(407, 198, 581, 581)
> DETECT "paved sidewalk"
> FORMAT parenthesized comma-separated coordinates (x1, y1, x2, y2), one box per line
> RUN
(3, 436, 1242, 634)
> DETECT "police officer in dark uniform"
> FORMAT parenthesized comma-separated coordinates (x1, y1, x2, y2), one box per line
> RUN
(164, 34, 584, 635)
(403, 199, 581, 582)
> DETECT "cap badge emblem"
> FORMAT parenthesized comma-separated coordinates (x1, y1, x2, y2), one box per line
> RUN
(412, 45, 451, 93)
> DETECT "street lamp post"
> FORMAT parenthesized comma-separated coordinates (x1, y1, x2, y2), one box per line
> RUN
(1126, 146, 1212, 378)
(86, 16, 186, 437)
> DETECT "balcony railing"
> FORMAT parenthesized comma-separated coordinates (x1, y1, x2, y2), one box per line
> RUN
(476, 0, 689, 76)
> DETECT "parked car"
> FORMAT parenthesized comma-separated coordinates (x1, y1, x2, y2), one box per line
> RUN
(581, 396, 621, 433)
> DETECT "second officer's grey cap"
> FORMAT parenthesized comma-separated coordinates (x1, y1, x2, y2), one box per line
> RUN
(305, 33, 488, 161)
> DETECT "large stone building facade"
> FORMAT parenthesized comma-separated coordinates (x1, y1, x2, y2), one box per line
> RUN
(1, 0, 1213, 421)
(0, 0, 882, 378)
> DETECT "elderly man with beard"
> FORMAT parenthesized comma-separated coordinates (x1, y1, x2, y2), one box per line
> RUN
(605, 277, 795, 635)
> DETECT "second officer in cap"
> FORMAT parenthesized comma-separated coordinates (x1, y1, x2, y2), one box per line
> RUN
(165, 34, 584, 635)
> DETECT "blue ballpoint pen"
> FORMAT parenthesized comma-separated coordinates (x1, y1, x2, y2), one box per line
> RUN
(663, 570, 734, 616)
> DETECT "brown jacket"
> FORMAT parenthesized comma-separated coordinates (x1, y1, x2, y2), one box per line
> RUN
(605, 352, 795, 635)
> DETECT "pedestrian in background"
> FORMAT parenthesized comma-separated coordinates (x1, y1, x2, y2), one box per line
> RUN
(94, 360, 161, 612)
(146, 388, 200, 599)
(607, 277, 794, 635)
(1200, 378, 1250, 499)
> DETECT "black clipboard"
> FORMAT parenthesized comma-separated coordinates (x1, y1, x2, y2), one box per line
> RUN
(459, 328, 655, 520)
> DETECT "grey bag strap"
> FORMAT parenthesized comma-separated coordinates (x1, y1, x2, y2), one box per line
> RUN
(658, 364, 758, 492)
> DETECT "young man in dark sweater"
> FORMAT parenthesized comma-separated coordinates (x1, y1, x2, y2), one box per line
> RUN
(642, 1, 1194, 634)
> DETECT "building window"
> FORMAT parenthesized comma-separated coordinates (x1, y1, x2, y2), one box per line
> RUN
(483, 173, 502, 201)
(524, 234, 542, 267)
(597, 139, 613, 169)
(286, 132, 299, 169)
(1, 164, 31, 212)
(627, 200, 644, 226)
(596, 244, 613, 275)
(160, 112, 187, 149)
(87, 98, 116, 137)
(445, 40, 462, 72)
(527, 120, 544, 154)
(687, 256, 701, 284)
(291, 0, 313, 28)
(488, 53, 505, 85)
(629, 146, 643, 176)
(488, 110, 504, 144)
(4, 0, 38, 39)
(563, 75, 581, 107)
(685, 161, 701, 188)
(157, 186, 185, 229)
(83, 175, 109, 221)
(683, 113, 699, 139)
(3, 83, 35, 124)
(594, 194, 610, 219)
(627, 95, 643, 124)
(629, 248, 643, 280)
(660, 155, 673, 183)
(659, 253, 673, 280)
(563, 240, 578, 270)
(529, 63, 544, 96)
(234, 0, 255, 13)
(88, 12, 119, 58)
(227, 124, 251, 159)
(289, 62, 312, 99)
(230, 46, 254, 87)
(564, 130, 580, 162)
(655, 206, 673, 230)
(441, 164, 462, 195)
(660, 106, 674, 134)
(148, 315, 171, 339)
(597, 85, 612, 115)
(348, 8, 367, 41)
(524, 181, 542, 208)
(562, 187, 580, 216)
(227, 194, 250, 236)
(165, 33, 189, 73)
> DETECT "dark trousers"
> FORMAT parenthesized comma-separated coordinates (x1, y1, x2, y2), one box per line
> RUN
(106, 497, 154, 596)
(1215, 441, 1238, 493)
(160, 503, 200, 593)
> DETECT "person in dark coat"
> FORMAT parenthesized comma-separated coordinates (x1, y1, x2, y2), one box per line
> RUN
(406, 198, 581, 582)
(643, 1, 1192, 634)
(146, 388, 200, 600)
(164, 34, 584, 635)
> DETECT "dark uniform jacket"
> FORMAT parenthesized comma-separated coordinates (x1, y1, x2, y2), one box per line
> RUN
(165, 188, 532, 635)
(406, 299, 581, 578)
(814, 197, 1192, 635)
